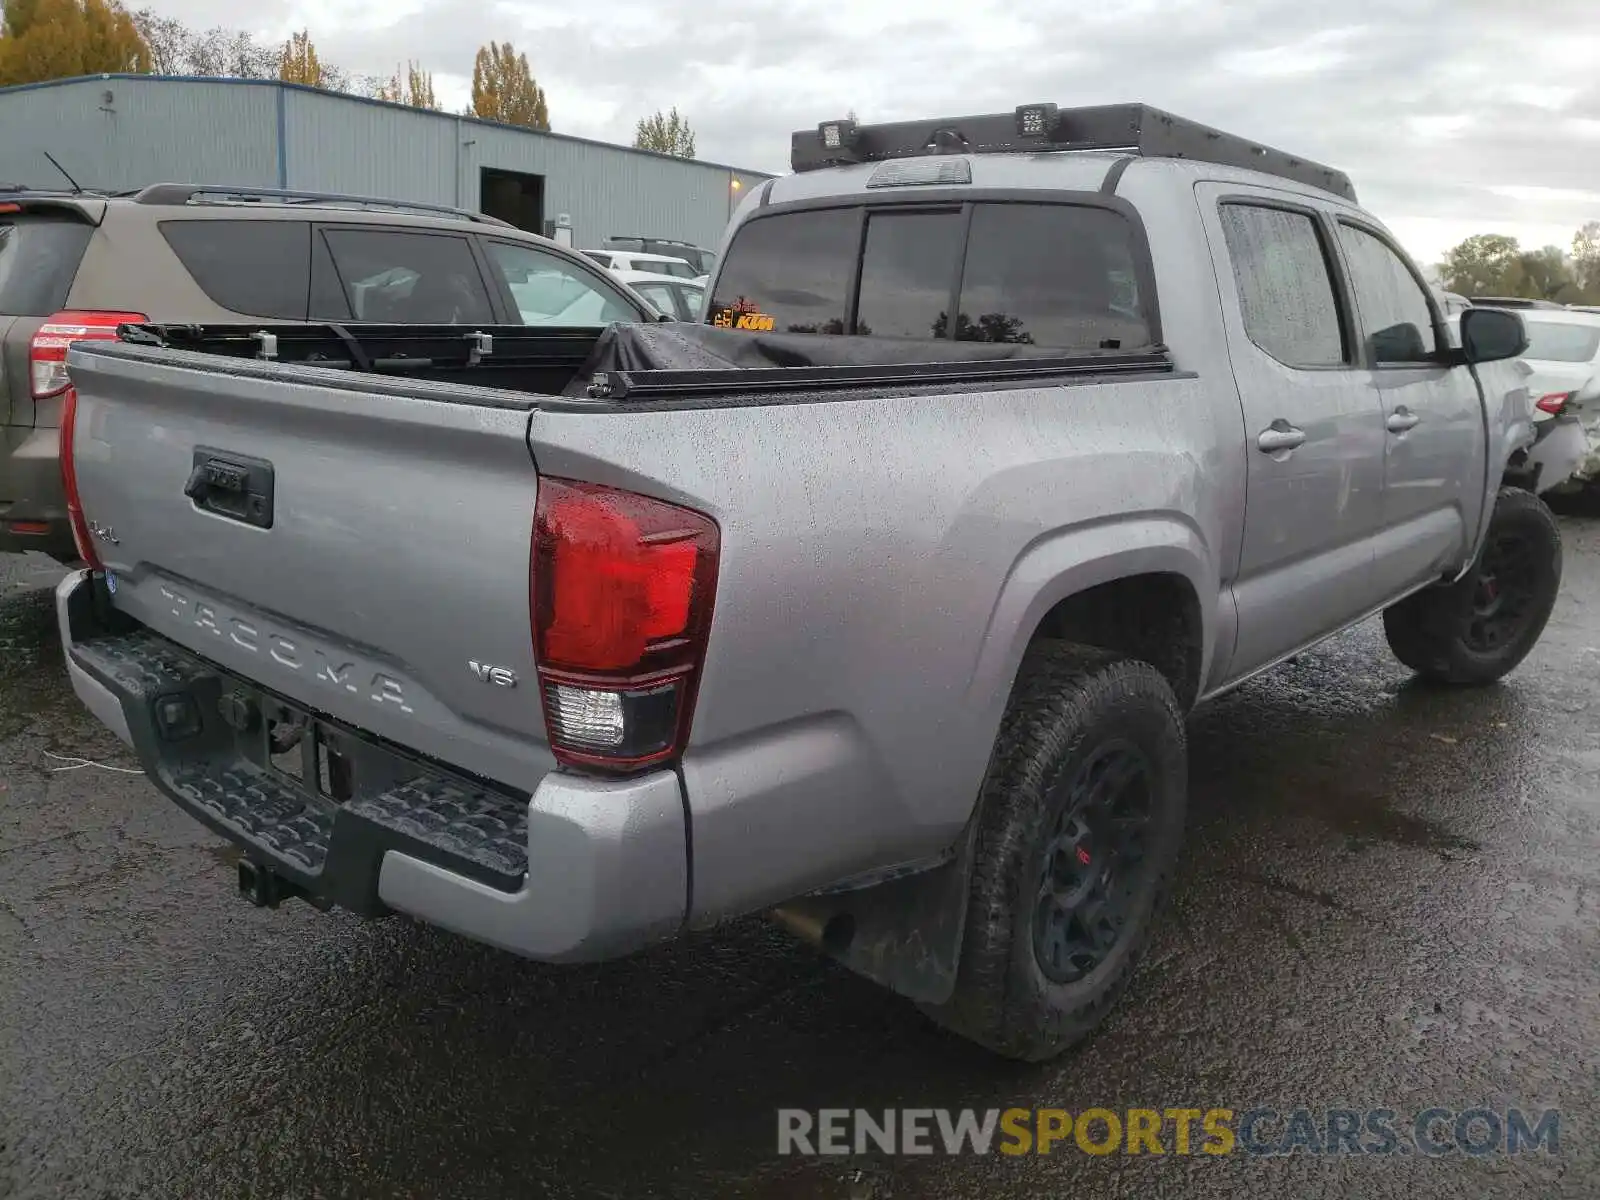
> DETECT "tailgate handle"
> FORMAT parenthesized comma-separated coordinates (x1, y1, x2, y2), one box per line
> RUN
(185, 448, 275, 529)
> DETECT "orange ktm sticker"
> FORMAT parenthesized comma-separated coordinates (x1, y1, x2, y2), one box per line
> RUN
(712, 308, 776, 331)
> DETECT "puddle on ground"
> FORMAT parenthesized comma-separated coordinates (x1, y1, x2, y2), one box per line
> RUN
(0, 589, 86, 743)
(1290, 778, 1480, 856)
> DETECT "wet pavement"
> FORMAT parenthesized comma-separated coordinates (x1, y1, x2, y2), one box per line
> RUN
(2, 528, 1597, 1200)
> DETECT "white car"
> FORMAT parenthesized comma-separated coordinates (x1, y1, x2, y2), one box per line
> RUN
(583, 249, 706, 286)
(612, 269, 707, 322)
(1446, 311, 1591, 494)
(1517, 308, 1600, 490)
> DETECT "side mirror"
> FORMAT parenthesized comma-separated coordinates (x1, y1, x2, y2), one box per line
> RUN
(1459, 306, 1528, 364)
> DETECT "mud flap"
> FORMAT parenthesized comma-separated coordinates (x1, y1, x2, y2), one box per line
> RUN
(770, 822, 978, 1006)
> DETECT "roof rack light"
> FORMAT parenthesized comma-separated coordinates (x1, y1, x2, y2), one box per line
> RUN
(789, 102, 1357, 202)
(1015, 103, 1059, 138)
(816, 118, 860, 164)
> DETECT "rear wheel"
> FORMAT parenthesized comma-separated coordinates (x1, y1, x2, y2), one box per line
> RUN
(922, 642, 1186, 1061)
(1383, 487, 1562, 685)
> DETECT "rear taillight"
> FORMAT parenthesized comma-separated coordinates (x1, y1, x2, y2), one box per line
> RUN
(31, 310, 146, 399)
(1536, 391, 1574, 416)
(42, 310, 146, 570)
(531, 478, 719, 772)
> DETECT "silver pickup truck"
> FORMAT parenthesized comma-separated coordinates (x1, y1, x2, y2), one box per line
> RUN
(56, 104, 1562, 1061)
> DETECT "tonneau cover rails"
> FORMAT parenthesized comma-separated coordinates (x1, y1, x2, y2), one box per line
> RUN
(584, 349, 1175, 400)
(120, 322, 601, 373)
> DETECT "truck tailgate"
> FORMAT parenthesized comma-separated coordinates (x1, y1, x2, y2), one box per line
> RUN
(65, 342, 552, 792)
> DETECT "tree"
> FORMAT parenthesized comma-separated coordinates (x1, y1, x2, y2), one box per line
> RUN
(1572, 221, 1600, 299)
(0, 0, 151, 87)
(470, 41, 549, 129)
(130, 10, 275, 77)
(633, 107, 696, 158)
(374, 60, 439, 110)
(277, 28, 324, 88)
(1437, 233, 1522, 297)
(1507, 245, 1579, 303)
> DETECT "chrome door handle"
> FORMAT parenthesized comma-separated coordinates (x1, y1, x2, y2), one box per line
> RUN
(1387, 407, 1420, 433)
(1257, 422, 1307, 453)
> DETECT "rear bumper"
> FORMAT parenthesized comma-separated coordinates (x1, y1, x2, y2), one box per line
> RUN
(55, 570, 689, 962)
(0, 424, 75, 558)
(1522, 414, 1591, 493)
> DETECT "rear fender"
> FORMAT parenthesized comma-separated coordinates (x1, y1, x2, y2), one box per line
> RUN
(774, 515, 1217, 1005)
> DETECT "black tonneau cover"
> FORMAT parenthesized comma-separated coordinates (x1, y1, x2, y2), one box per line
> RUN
(564, 322, 1171, 400)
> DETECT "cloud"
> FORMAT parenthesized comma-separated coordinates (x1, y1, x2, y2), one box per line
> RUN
(134, 0, 1600, 262)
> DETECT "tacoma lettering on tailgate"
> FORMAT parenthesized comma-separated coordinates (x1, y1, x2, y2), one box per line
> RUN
(157, 583, 414, 713)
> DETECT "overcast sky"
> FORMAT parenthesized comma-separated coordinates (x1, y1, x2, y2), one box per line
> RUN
(138, 0, 1600, 266)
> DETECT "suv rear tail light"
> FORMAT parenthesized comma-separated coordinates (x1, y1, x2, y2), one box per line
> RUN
(31, 310, 146, 399)
(1536, 391, 1574, 416)
(42, 310, 146, 570)
(531, 478, 719, 772)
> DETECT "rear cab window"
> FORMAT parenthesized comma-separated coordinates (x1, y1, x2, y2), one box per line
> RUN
(0, 212, 94, 315)
(709, 200, 1155, 350)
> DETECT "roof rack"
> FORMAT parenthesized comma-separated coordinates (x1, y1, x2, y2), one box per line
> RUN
(791, 102, 1356, 203)
(607, 235, 708, 247)
(130, 183, 515, 227)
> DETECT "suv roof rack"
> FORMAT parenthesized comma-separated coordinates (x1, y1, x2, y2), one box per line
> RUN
(1467, 296, 1566, 310)
(130, 183, 515, 227)
(791, 102, 1356, 203)
(607, 235, 707, 247)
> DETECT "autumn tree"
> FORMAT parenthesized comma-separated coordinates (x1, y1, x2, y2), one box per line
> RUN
(633, 107, 696, 158)
(1437, 233, 1522, 297)
(374, 60, 439, 110)
(0, 0, 151, 87)
(277, 28, 324, 87)
(470, 41, 549, 129)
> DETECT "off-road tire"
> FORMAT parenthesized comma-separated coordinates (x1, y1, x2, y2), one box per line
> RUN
(922, 642, 1186, 1061)
(1383, 487, 1562, 685)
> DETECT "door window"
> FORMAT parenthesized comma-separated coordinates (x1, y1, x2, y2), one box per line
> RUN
(632, 281, 678, 319)
(317, 229, 494, 323)
(1218, 203, 1347, 367)
(1337, 223, 1438, 364)
(483, 240, 640, 326)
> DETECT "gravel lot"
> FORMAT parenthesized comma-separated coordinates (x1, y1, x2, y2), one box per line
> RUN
(2, 524, 1596, 1199)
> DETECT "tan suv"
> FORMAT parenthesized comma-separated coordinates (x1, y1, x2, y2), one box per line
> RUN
(0, 183, 653, 561)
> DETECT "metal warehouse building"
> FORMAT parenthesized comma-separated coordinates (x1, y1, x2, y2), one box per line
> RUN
(0, 75, 772, 249)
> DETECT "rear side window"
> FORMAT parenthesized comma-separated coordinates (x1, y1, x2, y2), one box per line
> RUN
(709, 208, 858, 333)
(159, 220, 311, 319)
(0, 215, 93, 316)
(956, 205, 1150, 349)
(1523, 320, 1600, 362)
(644, 259, 696, 280)
(1219, 204, 1347, 368)
(855, 210, 963, 339)
(317, 228, 495, 323)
